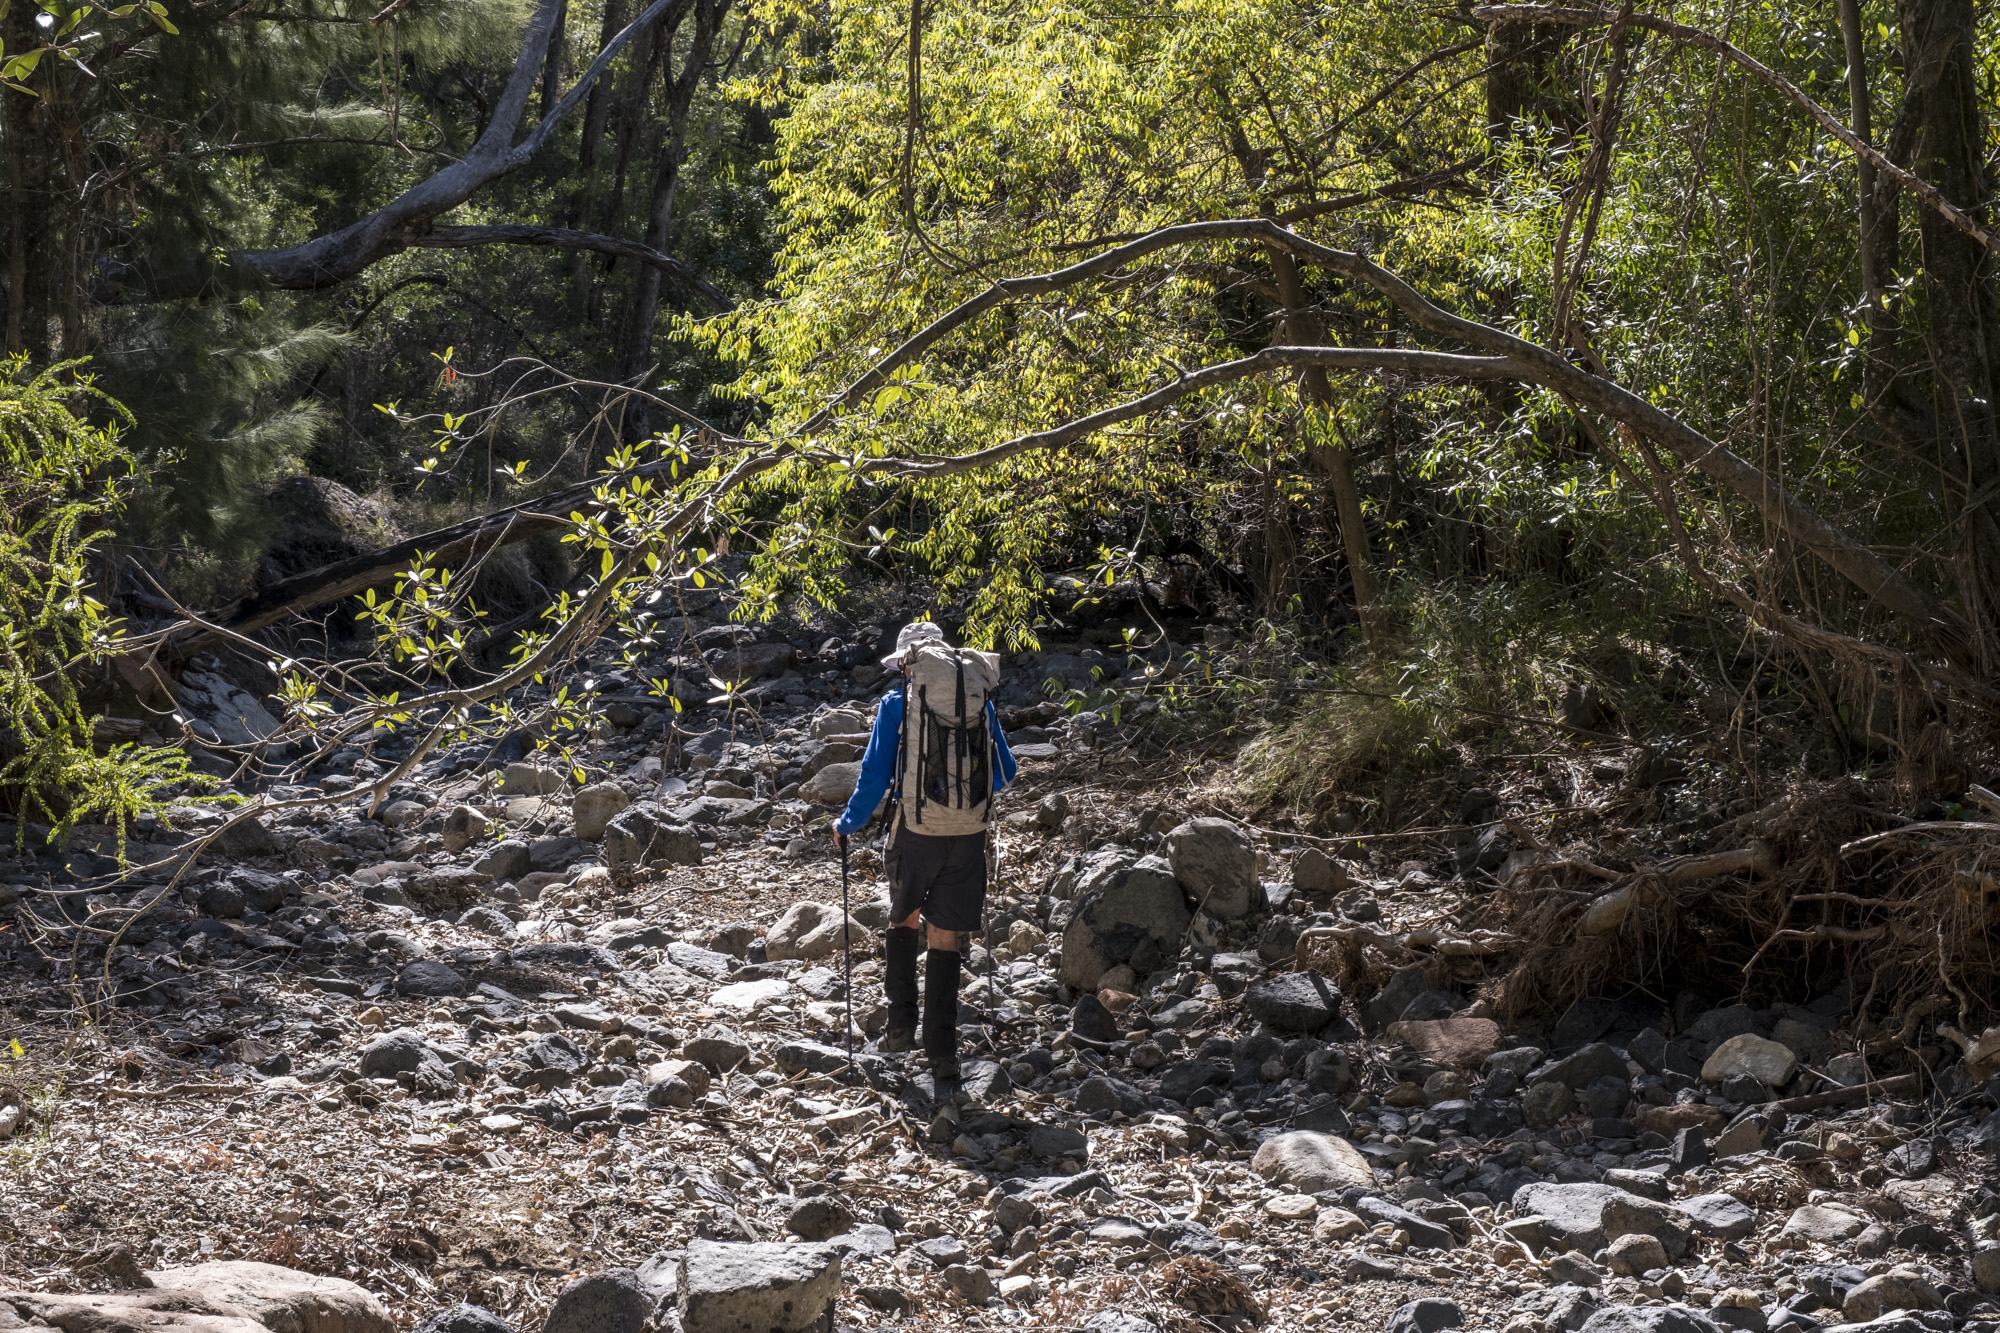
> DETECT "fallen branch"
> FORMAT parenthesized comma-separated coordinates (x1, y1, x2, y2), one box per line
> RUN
(1756, 1072, 1922, 1116)
(1840, 821, 2000, 854)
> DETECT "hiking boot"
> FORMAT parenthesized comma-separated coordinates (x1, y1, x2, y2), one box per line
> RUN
(878, 1024, 917, 1053)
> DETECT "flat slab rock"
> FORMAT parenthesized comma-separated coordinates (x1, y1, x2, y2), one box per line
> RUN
(3, 1263, 393, 1333)
(677, 1239, 841, 1333)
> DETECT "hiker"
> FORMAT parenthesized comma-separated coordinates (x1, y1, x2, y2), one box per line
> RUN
(833, 621, 1018, 1087)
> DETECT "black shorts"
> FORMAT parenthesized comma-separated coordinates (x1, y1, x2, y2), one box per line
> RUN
(886, 825, 988, 934)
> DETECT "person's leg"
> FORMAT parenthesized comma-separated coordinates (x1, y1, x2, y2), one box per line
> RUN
(918, 832, 989, 1084)
(882, 923, 920, 1051)
(882, 830, 945, 1054)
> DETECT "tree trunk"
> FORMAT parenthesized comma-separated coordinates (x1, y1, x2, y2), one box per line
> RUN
(620, 0, 727, 420)
(1899, 0, 2000, 666)
(1267, 244, 1384, 647)
(5, 4, 58, 362)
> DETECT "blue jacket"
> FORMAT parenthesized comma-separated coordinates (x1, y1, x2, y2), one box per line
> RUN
(835, 685, 1018, 835)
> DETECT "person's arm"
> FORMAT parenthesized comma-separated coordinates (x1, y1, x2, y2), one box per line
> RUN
(987, 700, 1018, 791)
(835, 689, 903, 837)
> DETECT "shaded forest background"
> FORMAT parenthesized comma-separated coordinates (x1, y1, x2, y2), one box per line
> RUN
(5, 0, 2000, 806)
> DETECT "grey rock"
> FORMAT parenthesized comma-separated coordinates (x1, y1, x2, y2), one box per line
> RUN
(510, 941, 619, 973)
(1244, 971, 1340, 1033)
(825, 1225, 894, 1261)
(667, 941, 737, 980)
(1680, 1193, 1756, 1241)
(1548, 1252, 1602, 1287)
(412, 1304, 516, 1333)
(229, 867, 290, 912)
(526, 1032, 589, 1084)
(1083, 1315, 1163, 1333)
(942, 1264, 994, 1303)
(1059, 854, 1189, 989)
(1071, 993, 1121, 1043)
(474, 840, 532, 881)
(1514, 1284, 1602, 1332)
(529, 837, 591, 873)
(914, 1235, 970, 1269)
(771, 1040, 851, 1077)
(1166, 817, 1259, 918)
(1028, 1124, 1088, 1159)
(1511, 1183, 1637, 1253)
(1158, 1058, 1231, 1103)
(1578, 1309, 1725, 1333)
(1604, 1233, 1667, 1276)
(395, 961, 467, 997)
(543, 1270, 657, 1333)
(457, 906, 516, 938)
(357, 1028, 436, 1078)
(784, 1198, 853, 1242)
(686, 1026, 751, 1072)
(1354, 1196, 1455, 1249)
(198, 882, 247, 919)
(1600, 1194, 1691, 1261)
(857, 1287, 912, 1316)
(603, 803, 703, 874)
(1537, 1042, 1630, 1090)
(1523, 1079, 1573, 1128)
(1580, 1073, 1630, 1119)
(676, 1238, 840, 1333)
(1293, 848, 1346, 896)
(572, 783, 632, 841)
(1251, 1130, 1372, 1193)
(1550, 997, 1621, 1051)
(499, 762, 567, 796)
(1388, 1299, 1464, 1333)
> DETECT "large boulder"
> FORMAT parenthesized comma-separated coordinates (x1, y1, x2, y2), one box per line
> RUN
(145, 1262, 395, 1333)
(1058, 855, 1190, 989)
(677, 1239, 841, 1333)
(1165, 817, 1258, 918)
(1250, 1130, 1373, 1193)
(764, 901, 868, 962)
(572, 783, 632, 841)
(603, 803, 702, 875)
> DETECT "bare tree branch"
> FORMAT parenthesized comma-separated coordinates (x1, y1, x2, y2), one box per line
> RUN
(411, 224, 730, 310)
(231, 0, 690, 291)
(1471, 4, 2000, 253)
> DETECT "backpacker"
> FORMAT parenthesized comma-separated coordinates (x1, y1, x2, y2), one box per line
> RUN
(896, 642, 1002, 836)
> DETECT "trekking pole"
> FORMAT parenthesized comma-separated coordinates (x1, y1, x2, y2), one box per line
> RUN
(840, 835, 854, 1076)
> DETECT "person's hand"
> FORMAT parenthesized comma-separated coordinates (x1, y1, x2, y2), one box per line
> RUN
(833, 828, 849, 854)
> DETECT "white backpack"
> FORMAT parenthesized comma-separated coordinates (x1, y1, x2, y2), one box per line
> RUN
(897, 642, 1002, 836)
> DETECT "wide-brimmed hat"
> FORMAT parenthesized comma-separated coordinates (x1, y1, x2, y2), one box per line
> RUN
(881, 620, 947, 667)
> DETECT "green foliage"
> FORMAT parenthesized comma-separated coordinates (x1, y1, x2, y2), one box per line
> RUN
(0, 359, 195, 851)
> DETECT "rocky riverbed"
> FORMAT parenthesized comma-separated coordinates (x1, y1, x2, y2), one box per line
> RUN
(1, 623, 1997, 1333)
